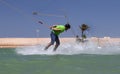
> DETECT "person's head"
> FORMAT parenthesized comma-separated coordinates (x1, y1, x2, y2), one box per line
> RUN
(64, 23, 71, 30)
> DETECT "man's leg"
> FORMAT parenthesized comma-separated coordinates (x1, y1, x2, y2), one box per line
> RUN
(53, 44, 60, 51)
(44, 43, 52, 50)
(53, 36, 60, 51)
(44, 32, 55, 50)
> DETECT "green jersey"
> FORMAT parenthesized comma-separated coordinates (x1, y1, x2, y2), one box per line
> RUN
(52, 25, 65, 35)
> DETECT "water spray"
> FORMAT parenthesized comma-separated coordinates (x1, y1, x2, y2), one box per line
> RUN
(97, 37, 102, 49)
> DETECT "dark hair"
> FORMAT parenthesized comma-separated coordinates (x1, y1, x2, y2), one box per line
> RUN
(65, 23, 71, 29)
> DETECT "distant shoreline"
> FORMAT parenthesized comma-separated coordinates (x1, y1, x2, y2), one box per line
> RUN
(0, 37, 120, 48)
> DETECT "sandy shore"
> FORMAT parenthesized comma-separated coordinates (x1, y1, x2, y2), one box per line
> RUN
(0, 38, 74, 48)
(0, 37, 120, 48)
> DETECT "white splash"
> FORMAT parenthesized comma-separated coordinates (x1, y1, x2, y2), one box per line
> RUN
(15, 41, 120, 55)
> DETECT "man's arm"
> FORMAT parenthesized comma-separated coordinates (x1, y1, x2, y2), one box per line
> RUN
(50, 25, 61, 32)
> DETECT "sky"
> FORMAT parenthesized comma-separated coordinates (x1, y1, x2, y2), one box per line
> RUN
(0, 0, 120, 38)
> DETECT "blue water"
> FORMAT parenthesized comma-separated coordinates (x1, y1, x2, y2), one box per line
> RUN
(0, 42, 120, 74)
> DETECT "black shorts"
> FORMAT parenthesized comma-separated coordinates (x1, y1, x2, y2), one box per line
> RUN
(50, 32, 60, 45)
